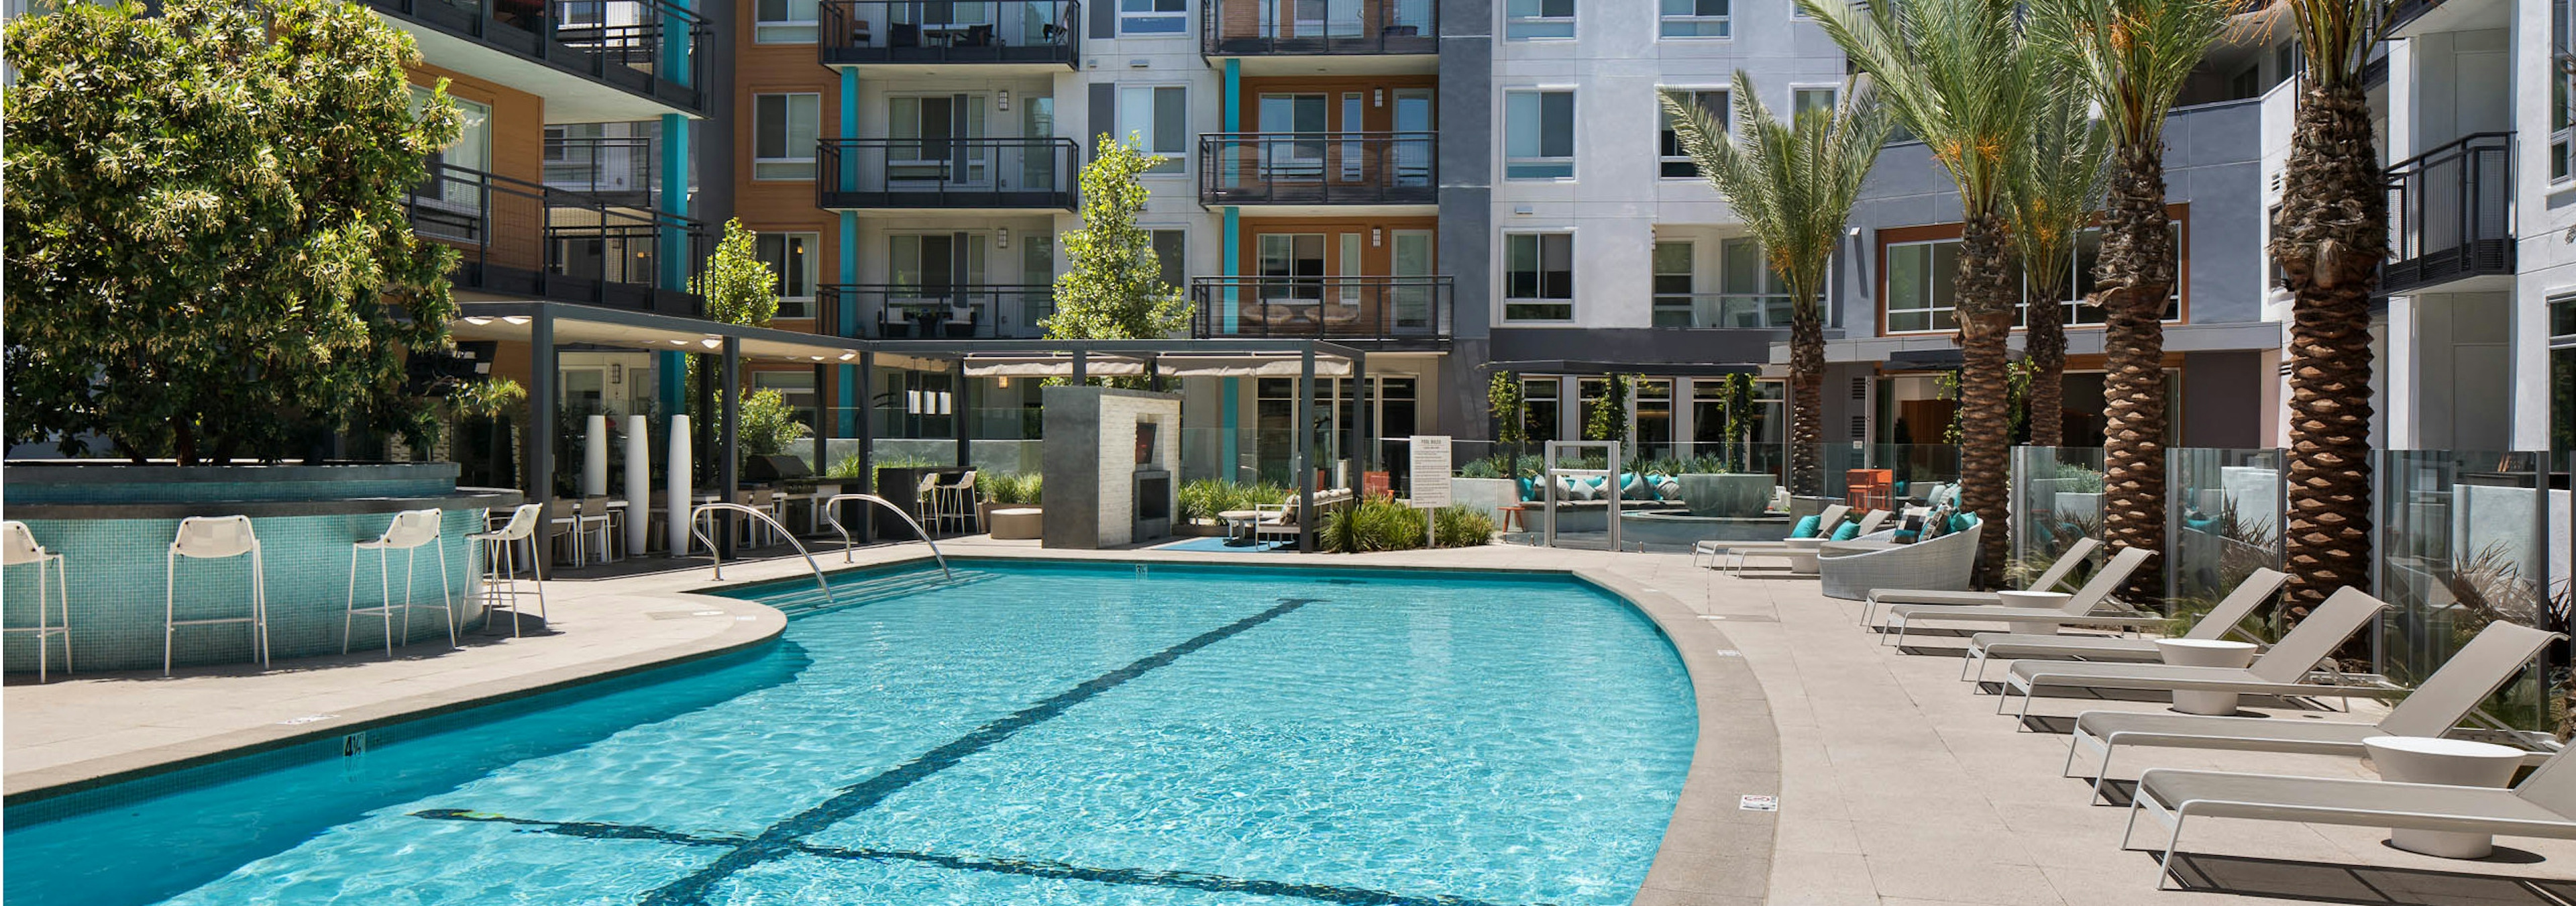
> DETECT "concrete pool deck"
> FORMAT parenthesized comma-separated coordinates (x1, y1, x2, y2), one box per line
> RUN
(11, 536, 2576, 906)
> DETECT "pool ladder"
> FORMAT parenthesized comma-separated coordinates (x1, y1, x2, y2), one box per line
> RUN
(819, 493, 954, 581)
(689, 503, 837, 608)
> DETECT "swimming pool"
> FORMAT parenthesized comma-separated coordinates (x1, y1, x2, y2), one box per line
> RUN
(6, 560, 1699, 906)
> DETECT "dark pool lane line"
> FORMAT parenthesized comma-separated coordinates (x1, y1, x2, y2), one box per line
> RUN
(418, 810, 1544, 906)
(634, 597, 1328, 906)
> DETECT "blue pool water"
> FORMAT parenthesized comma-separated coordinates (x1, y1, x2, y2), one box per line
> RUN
(5, 561, 1699, 906)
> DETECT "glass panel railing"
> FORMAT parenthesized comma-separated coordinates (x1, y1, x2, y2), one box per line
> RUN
(2165, 447, 2284, 626)
(2376, 449, 2555, 731)
(2008, 446, 2106, 587)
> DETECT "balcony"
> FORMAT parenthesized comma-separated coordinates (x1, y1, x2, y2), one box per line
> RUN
(366, 0, 706, 116)
(817, 284, 1055, 339)
(543, 135, 654, 207)
(1188, 276, 1452, 344)
(819, 1, 1080, 68)
(1196, 132, 1437, 208)
(2384, 132, 2512, 295)
(816, 138, 1080, 211)
(407, 162, 708, 315)
(1200, 0, 1436, 58)
(1652, 294, 1797, 329)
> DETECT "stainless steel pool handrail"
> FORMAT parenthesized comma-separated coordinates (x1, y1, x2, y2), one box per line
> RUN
(690, 503, 836, 607)
(820, 493, 952, 580)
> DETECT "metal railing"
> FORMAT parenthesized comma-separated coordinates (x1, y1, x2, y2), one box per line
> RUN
(818, 0, 1080, 66)
(364, 0, 706, 110)
(543, 135, 653, 203)
(820, 493, 952, 576)
(816, 283, 1056, 339)
(1197, 132, 1438, 206)
(1199, 0, 1436, 56)
(2385, 131, 2513, 294)
(816, 137, 1080, 210)
(1650, 293, 1799, 329)
(407, 161, 708, 313)
(1187, 276, 1452, 341)
(689, 504, 837, 603)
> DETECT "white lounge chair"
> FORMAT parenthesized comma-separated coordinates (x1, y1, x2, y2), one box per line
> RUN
(1959, 567, 2286, 681)
(2125, 744, 2576, 889)
(1996, 587, 2398, 724)
(1691, 504, 1850, 569)
(1862, 537, 2102, 625)
(1878, 546, 2159, 648)
(1817, 521, 1982, 601)
(2068, 621, 2561, 802)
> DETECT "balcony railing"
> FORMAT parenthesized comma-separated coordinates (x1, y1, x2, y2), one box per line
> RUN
(816, 137, 1080, 210)
(1200, 0, 1436, 56)
(543, 135, 653, 205)
(1651, 294, 1798, 329)
(1197, 132, 1437, 206)
(819, 1, 1080, 66)
(816, 284, 1055, 339)
(365, 0, 706, 111)
(2385, 131, 2512, 295)
(1188, 276, 1452, 342)
(407, 162, 708, 314)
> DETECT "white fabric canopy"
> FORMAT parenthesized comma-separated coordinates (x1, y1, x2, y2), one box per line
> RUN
(1150, 354, 1353, 378)
(959, 354, 1149, 377)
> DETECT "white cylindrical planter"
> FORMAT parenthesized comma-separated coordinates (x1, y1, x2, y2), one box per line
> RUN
(583, 415, 609, 498)
(625, 414, 649, 555)
(2154, 639, 2258, 715)
(2363, 736, 2526, 858)
(669, 415, 692, 556)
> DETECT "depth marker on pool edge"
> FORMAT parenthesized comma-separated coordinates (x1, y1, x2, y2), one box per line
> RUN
(634, 597, 1326, 906)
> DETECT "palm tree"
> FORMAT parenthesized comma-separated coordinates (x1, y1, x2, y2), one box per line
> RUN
(2002, 88, 2110, 452)
(2268, 0, 2390, 626)
(2032, 0, 2230, 601)
(1662, 74, 1890, 499)
(1802, 0, 2039, 587)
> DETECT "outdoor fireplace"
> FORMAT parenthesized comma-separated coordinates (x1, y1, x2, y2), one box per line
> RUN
(1133, 421, 1171, 540)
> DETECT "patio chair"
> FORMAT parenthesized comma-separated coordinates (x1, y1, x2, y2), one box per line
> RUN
(1958, 566, 2286, 682)
(578, 496, 613, 561)
(2068, 621, 2561, 802)
(343, 508, 457, 658)
(1690, 503, 1850, 568)
(1996, 587, 2397, 724)
(1251, 490, 1354, 544)
(3, 521, 72, 682)
(468, 503, 547, 638)
(1876, 546, 2158, 647)
(1861, 538, 2103, 624)
(2123, 744, 2576, 889)
(936, 470, 979, 534)
(1815, 522, 1982, 601)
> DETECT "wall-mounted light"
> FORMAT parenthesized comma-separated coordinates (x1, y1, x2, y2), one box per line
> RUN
(1371, 227, 1382, 247)
(996, 227, 1012, 249)
(997, 376, 1011, 389)
(998, 90, 1011, 111)
(1373, 89, 1384, 107)
(610, 362, 624, 385)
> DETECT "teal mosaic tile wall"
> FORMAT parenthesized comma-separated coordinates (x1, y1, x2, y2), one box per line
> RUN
(3, 509, 492, 673)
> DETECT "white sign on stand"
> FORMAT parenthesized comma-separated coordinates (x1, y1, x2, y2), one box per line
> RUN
(1409, 436, 1452, 508)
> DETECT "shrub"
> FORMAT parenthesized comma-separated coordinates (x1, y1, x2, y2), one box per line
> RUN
(982, 472, 1042, 505)
(1177, 479, 1290, 521)
(1318, 500, 1494, 552)
(1434, 505, 1496, 547)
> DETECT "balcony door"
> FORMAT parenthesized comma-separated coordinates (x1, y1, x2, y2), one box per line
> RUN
(1258, 94, 1328, 183)
(890, 232, 989, 304)
(1392, 89, 1433, 187)
(1257, 234, 1328, 305)
(1391, 230, 1434, 332)
(890, 94, 989, 188)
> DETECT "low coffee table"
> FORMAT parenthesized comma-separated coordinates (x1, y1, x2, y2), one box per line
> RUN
(1782, 537, 1828, 575)
(2364, 736, 2526, 858)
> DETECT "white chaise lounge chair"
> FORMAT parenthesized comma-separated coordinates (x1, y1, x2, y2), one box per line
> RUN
(1862, 538, 2103, 624)
(2068, 620, 2561, 801)
(1996, 587, 2397, 724)
(1958, 567, 2286, 682)
(2125, 743, 2576, 889)
(1690, 504, 1851, 570)
(1878, 546, 2159, 648)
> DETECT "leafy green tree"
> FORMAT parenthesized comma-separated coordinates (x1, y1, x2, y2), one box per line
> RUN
(682, 219, 784, 448)
(3, 0, 464, 464)
(1664, 74, 1890, 496)
(739, 389, 814, 456)
(1043, 136, 1189, 343)
(1489, 371, 1527, 448)
(1585, 375, 1632, 446)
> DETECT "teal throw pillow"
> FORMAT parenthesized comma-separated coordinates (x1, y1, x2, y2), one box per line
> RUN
(1829, 521, 1862, 542)
(1790, 515, 1823, 538)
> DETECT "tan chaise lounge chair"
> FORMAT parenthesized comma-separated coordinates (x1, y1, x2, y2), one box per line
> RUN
(1862, 538, 2103, 624)
(1878, 546, 2157, 647)
(1690, 504, 1852, 570)
(1996, 587, 2398, 724)
(2125, 743, 2576, 889)
(2068, 620, 2560, 801)
(1958, 567, 2286, 682)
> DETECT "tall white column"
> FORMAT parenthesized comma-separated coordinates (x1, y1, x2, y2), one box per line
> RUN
(668, 414, 693, 556)
(625, 414, 650, 555)
(582, 415, 609, 498)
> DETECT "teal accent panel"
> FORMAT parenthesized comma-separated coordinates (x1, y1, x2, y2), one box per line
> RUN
(1222, 376, 1240, 481)
(1224, 58, 1241, 131)
(839, 68, 859, 191)
(660, 350, 686, 419)
(3, 510, 491, 673)
(659, 113, 691, 291)
(661, 0, 692, 87)
(1222, 207, 1240, 334)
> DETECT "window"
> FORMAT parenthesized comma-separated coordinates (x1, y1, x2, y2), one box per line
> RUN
(1121, 0, 1187, 34)
(1505, 0, 1574, 39)
(1523, 377, 1562, 443)
(1503, 232, 1574, 321)
(1659, 89, 1727, 178)
(1884, 238, 1960, 333)
(2556, 0, 2573, 182)
(755, 93, 820, 181)
(1118, 85, 1187, 174)
(758, 233, 816, 319)
(753, 371, 818, 430)
(755, 0, 816, 42)
(1151, 230, 1187, 289)
(1660, 0, 1728, 37)
(1719, 237, 1799, 328)
(1792, 87, 1837, 119)
(1505, 91, 1574, 179)
(1652, 242, 1697, 327)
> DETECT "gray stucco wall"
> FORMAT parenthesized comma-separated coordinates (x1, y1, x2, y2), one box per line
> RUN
(1437, 0, 1494, 440)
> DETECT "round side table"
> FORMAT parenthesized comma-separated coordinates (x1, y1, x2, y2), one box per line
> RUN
(2154, 638, 2258, 715)
(2363, 735, 2526, 858)
(1996, 591, 2072, 636)
(1782, 537, 1827, 576)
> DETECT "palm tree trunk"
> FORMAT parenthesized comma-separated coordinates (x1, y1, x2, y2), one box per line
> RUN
(2100, 142, 2174, 603)
(1790, 301, 1826, 497)
(1955, 211, 2017, 589)
(2275, 81, 2383, 630)
(2025, 275, 2067, 448)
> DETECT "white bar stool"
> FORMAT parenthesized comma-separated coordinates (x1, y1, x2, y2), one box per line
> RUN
(3, 521, 72, 682)
(343, 508, 457, 658)
(166, 515, 268, 676)
(468, 503, 547, 637)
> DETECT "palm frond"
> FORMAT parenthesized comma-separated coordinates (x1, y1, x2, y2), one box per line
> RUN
(2276, 0, 2393, 87)
(1797, 0, 2039, 217)
(2004, 87, 2110, 299)
(1660, 72, 1891, 305)
(2033, 0, 2232, 148)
